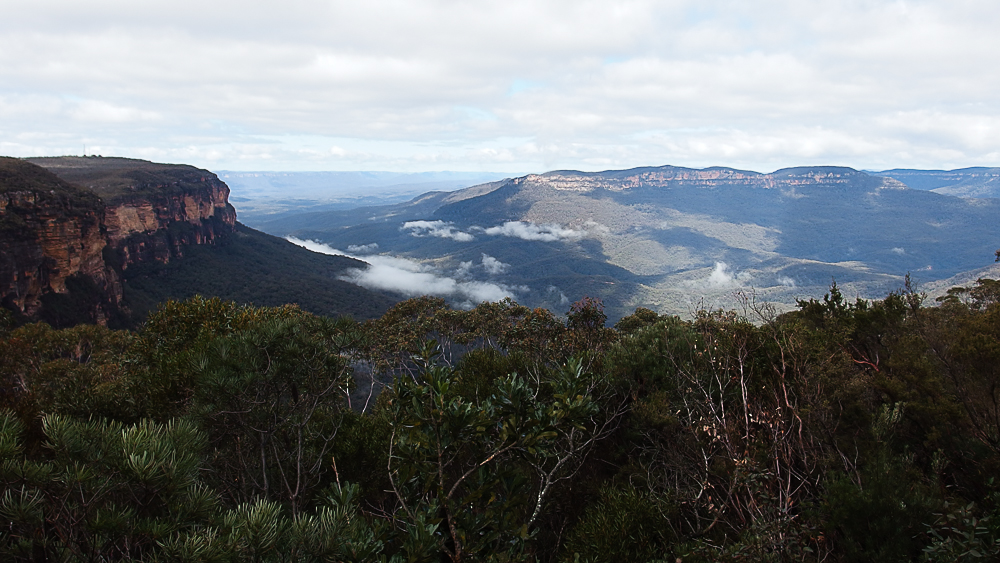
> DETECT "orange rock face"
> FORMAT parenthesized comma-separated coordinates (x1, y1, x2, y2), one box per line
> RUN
(0, 157, 237, 326)
(0, 188, 119, 324)
(104, 178, 237, 268)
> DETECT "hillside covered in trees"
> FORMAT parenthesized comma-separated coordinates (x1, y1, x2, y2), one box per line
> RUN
(3, 279, 1000, 562)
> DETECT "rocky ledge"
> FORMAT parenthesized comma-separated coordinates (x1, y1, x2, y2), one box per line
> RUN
(1, 156, 237, 326)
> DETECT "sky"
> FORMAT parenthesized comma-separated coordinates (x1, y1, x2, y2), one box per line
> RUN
(3, 0, 1000, 173)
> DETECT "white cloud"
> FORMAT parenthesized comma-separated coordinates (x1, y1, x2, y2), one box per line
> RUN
(891, 247, 906, 255)
(456, 260, 474, 278)
(484, 221, 585, 242)
(402, 220, 474, 242)
(287, 237, 345, 255)
(347, 242, 378, 253)
(706, 261, 752, 289)
(286, 236, 519, 306)
(481, 253, 509, 275)
(776, 276, 796, 288)
(68, 99, 161, 123)
(548, 285, 570, 306)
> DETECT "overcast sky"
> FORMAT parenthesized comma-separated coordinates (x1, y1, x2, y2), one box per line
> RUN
(3, 0, 999, 173)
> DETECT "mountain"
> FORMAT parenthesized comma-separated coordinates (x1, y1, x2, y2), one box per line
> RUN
(255, 165, 1000, 320)
(873, 167, 1000, 198)
(1, 156, 397, 327)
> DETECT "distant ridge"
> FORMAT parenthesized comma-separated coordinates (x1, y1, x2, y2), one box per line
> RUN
(252, 164, 1000, 320)
(872, 167, 1000, 198)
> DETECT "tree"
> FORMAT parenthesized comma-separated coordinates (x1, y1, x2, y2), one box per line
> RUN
(188, 314, 356, 514)
(0, 411, 217, 561)
(386, 343, 618, 562)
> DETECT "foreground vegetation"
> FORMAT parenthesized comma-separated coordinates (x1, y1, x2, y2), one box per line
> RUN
(3, 279, 1000, 562)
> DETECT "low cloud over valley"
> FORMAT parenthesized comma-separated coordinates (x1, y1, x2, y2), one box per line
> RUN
(483, 221, 585, 242)
(401, 220, 475, 242)
(287, 237, 522, 307)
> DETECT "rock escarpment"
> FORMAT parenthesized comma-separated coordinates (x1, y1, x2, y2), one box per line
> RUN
(1, 156, 237, 326)
(29, 156, 237, 269)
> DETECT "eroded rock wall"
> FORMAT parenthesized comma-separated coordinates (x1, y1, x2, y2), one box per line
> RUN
(0, 157, 237, 326)
(105, 178, 237, 267)
(0, 162, 120, 324)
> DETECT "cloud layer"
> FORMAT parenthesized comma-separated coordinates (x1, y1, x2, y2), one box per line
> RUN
(287, 237, 519, 306)
(4, 1, 1000, 171)
(481, 253, 509, 275)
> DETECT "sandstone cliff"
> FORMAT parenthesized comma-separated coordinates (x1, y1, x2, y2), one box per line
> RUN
(29, 156, 237, 269)
(0, 158, 121, 325)
(1, 156, 237, 326)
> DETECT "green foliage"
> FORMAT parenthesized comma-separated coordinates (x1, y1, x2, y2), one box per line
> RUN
(0, 307, 17, 335)
(613, 307, 664, 334)
(937, 278, 1000, 311)
(0, 411, 217, 562)
(133, 296, 309, 420)
(0, 321, 136, 423)
(922, 500, 1000, 562)
(387, 343, 608, 562)
(819, 403, 939, 563)
(188, 313, 353, 511)
(562, 483, 677, 562)
(6, 283, 1000, 561)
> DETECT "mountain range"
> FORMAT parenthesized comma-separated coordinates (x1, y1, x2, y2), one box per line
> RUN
(252, 165, 1000, 320)
(871, 167, 1000, 198)
(5, 157, 998, 326)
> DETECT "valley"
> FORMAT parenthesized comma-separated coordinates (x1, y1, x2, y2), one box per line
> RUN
(251, 165, 1000, 320)
(5, 157, 999, 326)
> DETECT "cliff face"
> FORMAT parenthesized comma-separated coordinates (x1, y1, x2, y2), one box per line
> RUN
(526, 165, 905, 193)
(28, 156, 237, 270)
(103, 178, 236, 267)
(1, 156, 237, 326)
(0, 158, 122, 325)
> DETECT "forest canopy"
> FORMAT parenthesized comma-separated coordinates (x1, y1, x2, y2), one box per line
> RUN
(3, 281, 1000, 562)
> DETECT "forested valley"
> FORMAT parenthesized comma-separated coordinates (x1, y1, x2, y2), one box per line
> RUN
(3, 279, 1000, 562)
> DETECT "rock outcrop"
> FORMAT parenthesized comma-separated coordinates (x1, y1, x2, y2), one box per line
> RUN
(29, 156, 237, 269)
(1, 156, 237, 326)
(101, 174, 236, 268)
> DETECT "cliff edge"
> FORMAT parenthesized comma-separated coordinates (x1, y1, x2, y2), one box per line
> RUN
(1, 156, 237, 326)
(28, 156, 237, 268)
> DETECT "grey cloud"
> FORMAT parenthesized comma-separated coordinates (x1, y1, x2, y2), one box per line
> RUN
(347, 242, 379, 253)
(776, 276, 796, 288)
(547, 285, 570, 306)
(706, 262, 752, 289)
(456, 260, 474, 278)
(5, 2, 1000, 171)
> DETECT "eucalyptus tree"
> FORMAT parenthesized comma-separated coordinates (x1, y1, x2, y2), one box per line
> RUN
(385, 342, 622, 563)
